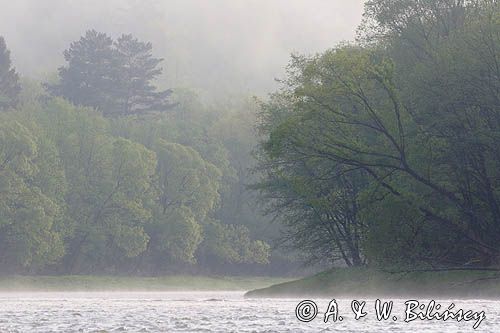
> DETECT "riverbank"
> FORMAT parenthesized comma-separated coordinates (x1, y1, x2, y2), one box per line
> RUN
(0, 275, 292, 292)
(245, 267, 500, 299)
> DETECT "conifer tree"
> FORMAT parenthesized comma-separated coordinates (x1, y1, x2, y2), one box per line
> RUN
(0, 37, 21, 111)
(47, 30, 173, 117)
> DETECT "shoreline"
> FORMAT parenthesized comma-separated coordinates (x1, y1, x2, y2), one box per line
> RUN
(0, 275, 293, 292)
(245, 267, 500, 299)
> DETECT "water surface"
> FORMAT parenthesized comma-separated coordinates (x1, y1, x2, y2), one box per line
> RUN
(0, 291, 499, 332)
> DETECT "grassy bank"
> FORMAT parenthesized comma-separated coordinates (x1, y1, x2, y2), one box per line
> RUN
(245, 267, 500, 299)
(0, 275, 292, 292)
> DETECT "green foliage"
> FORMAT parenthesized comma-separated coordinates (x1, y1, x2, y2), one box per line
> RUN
(152, 206, 202, 264)
(201, 219, 270, 265)
(0, 116, 66, 271)
(154, 140, 221, 220)
(256, 0, 500, 269)
(23, 100, 158, 272)
(5, 0, 497, 275)
(107, 92, 275, 271)
(0, 78, 272, 273)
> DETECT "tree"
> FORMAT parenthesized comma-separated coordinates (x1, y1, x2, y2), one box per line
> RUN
(113, 34, 173, 116)
(0, 37, 20, 110)
(32, 98, 157, 273)
(0, 117, 66, 272)
(47, 30, 173, 117)
(62, 133, 157, 273)
(256, 86, 369, 267)
(146, 141, 221, 265)
(0, 77, 275, 274)
(200, 219, 270, 266)
(359, 0, 500, 267)
(256, 0, 500, 269)
(108, 95, 275, 272)
(47, 30, 115, 113)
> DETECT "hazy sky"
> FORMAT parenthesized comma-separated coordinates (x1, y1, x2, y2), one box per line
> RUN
(0, 0, 365, 97)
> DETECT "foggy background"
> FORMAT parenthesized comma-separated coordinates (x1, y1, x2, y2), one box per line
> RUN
(0, 0, 364, 98)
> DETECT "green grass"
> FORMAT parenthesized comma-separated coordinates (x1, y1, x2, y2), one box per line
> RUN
(0, 275, 293, 292)
(245, 267, 500, 299)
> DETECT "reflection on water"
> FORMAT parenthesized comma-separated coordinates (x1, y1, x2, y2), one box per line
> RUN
(0, 291, 499, 332)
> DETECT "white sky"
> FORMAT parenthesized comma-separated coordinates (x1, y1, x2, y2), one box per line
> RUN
(0, 0, 365, 96)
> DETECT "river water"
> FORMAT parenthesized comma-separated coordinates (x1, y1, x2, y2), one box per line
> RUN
(0, 291, 499, 332)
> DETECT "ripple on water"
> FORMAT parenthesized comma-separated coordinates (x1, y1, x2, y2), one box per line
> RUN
(0, 293, 499, 332)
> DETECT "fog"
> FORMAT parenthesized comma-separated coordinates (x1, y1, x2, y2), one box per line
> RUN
(0, 0, 364, 97)
(0, 0, 367, 278)
(1, 2, 500, 332)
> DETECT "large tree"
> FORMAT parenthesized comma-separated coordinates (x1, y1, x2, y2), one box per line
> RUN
(0, 37, 20, 111)
(0, 116, 66, 272)
(256, 0, 500, 269)
(47, 30, 173, 117)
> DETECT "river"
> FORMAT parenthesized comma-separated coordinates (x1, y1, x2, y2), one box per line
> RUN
(0, 291, 499, 332)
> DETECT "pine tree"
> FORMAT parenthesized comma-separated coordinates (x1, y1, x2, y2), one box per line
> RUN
(113, 34, 173, 116)
(0, 36, 21, 111)
(47, 30, 173, 117)
(46, 30, 116, 112)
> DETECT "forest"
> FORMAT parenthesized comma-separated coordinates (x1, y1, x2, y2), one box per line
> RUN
(0, 0, 499, 276)
(0, 31, 281, 275)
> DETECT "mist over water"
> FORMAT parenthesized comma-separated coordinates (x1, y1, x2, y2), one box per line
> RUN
(1, 292, 499, 332)
(1, 1, 499, 332)
(0, 0, 364, 97)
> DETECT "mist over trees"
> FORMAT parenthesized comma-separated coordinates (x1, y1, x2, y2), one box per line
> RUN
(0, 32, 280, 275)
(256, 0, 500, 269)
(0, 0, 364, 99)
(47, 30, 173, 117)
(0, 0, 498, 276)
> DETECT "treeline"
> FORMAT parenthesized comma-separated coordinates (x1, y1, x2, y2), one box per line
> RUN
(0, 31, 288, 275)
(4, 0, 498, 275)
(256, 0, 500, 269)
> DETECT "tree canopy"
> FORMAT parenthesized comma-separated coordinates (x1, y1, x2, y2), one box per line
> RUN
(1, 0, 497, 276)
(256, 0, 500, 269)
(0, 30, 275, 274)
(47, 30, 173, 117)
